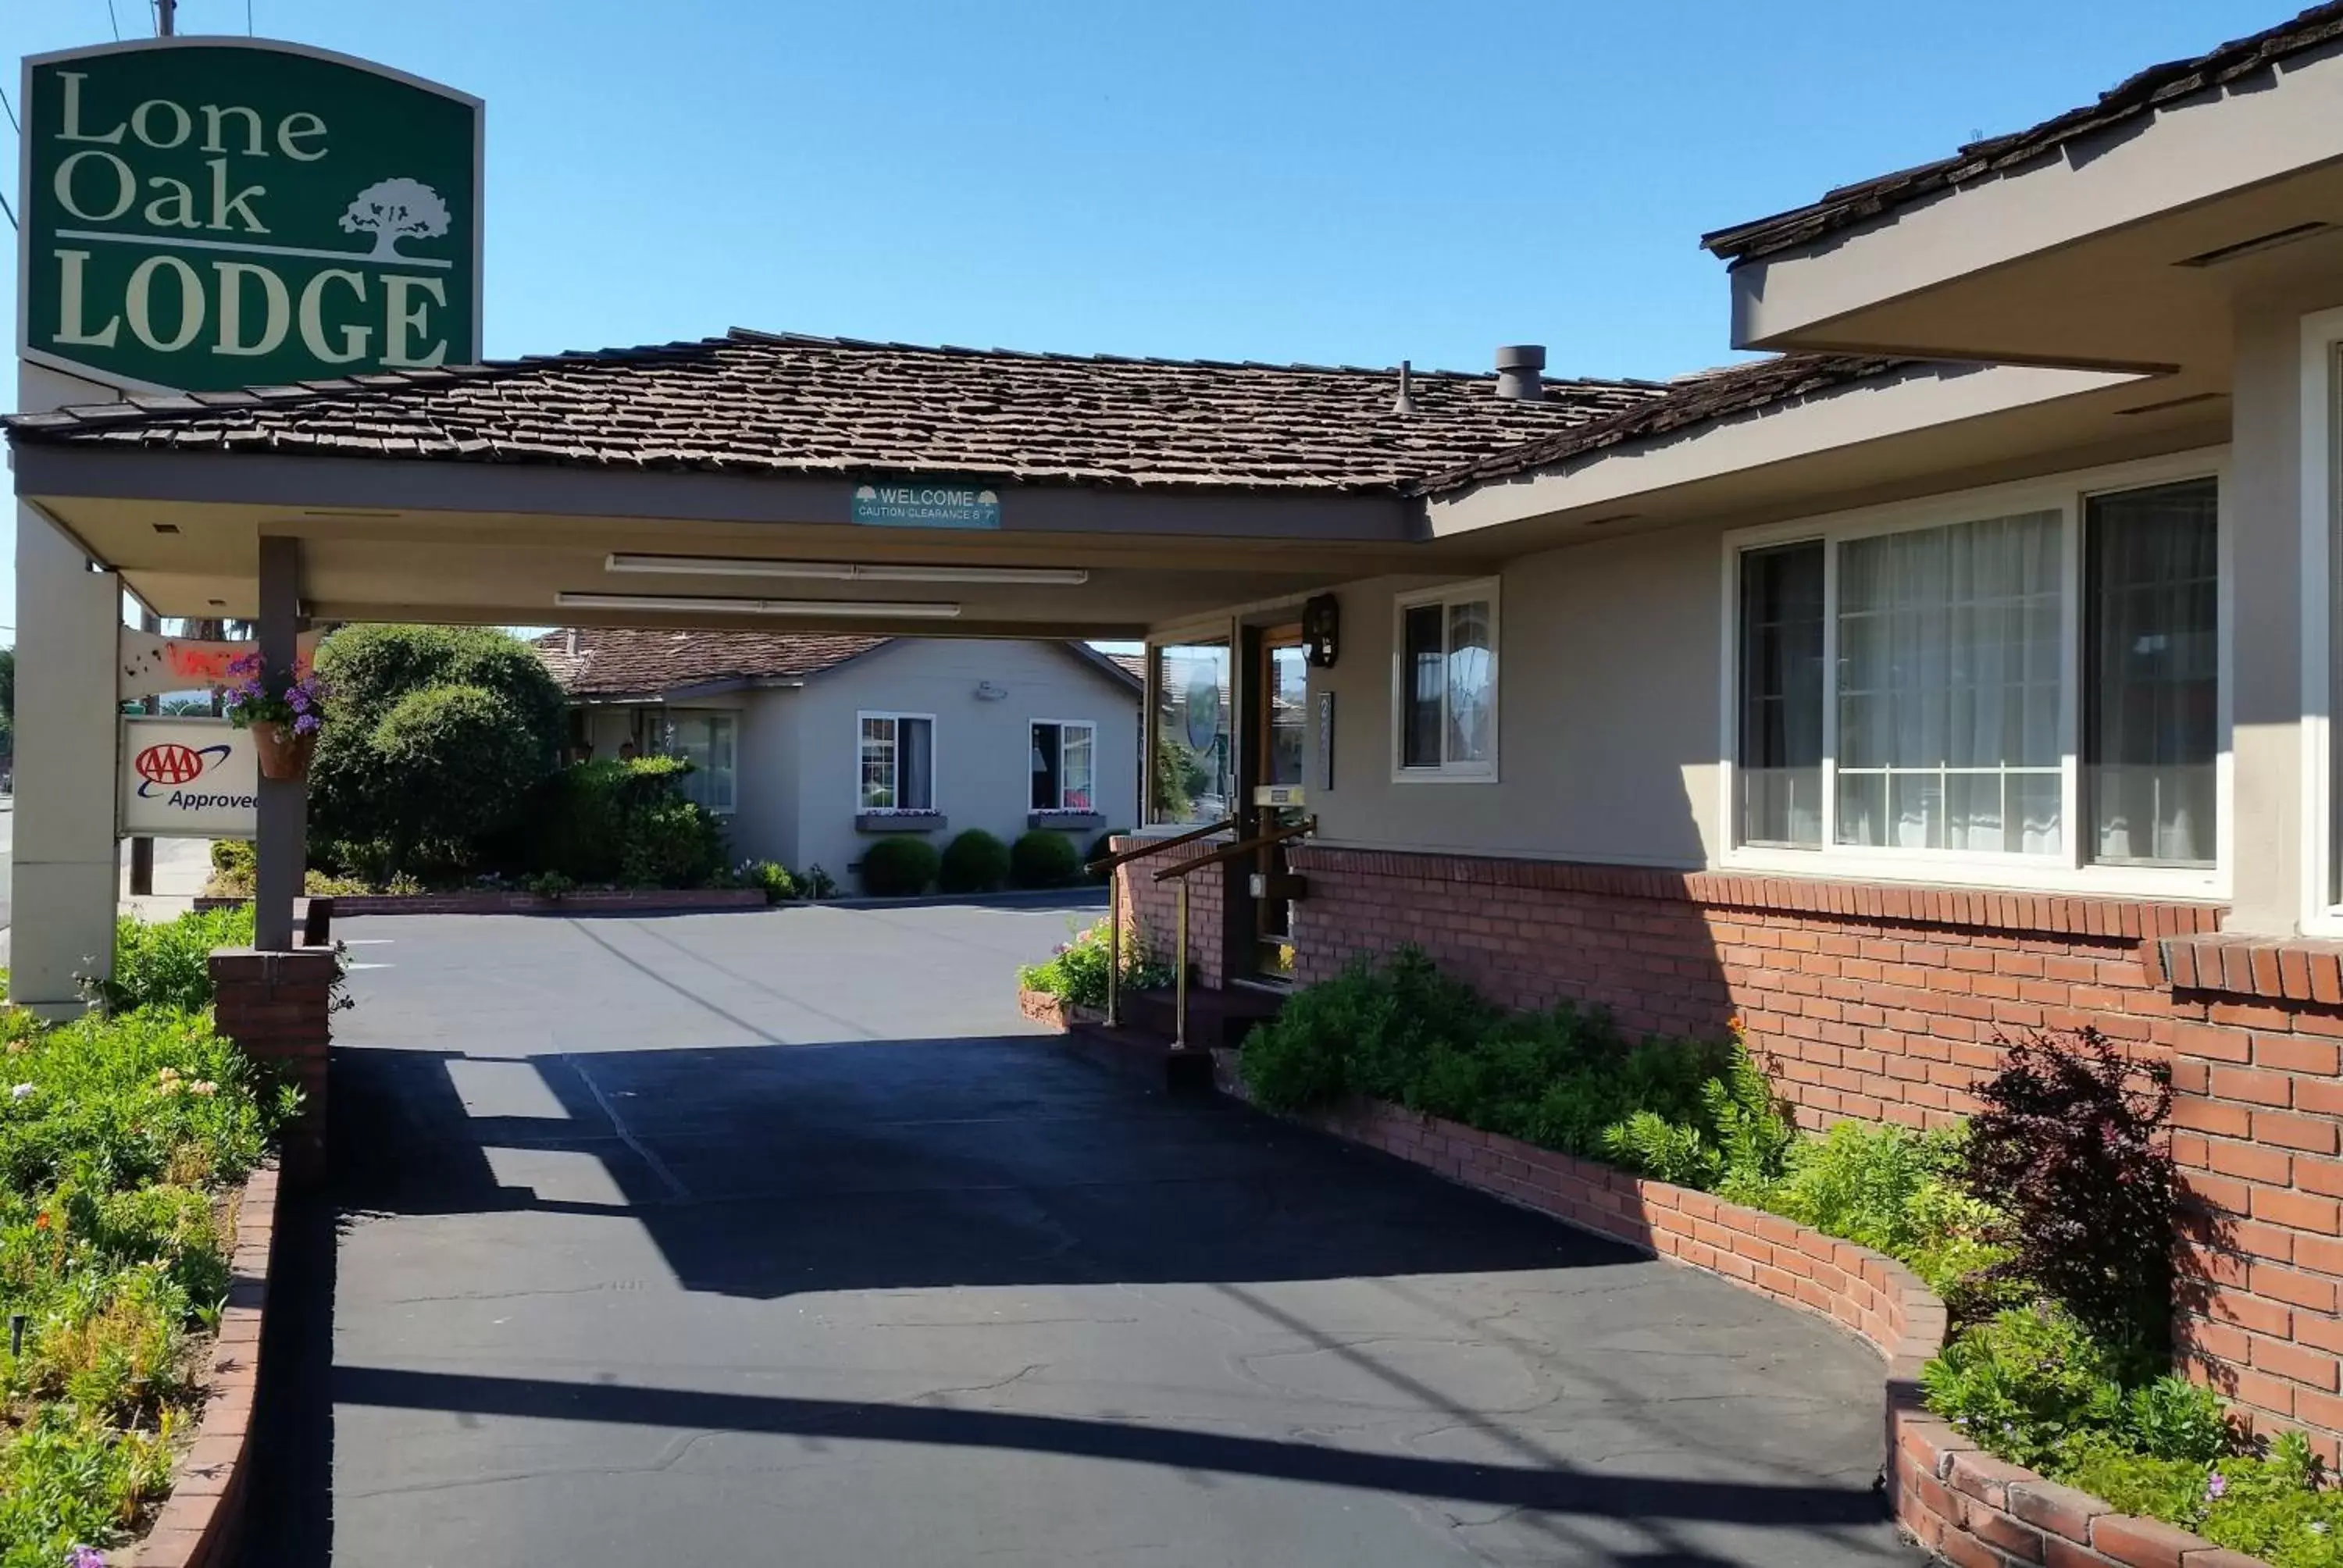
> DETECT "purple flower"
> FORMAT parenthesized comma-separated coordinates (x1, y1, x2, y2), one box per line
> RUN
(2207, 1472, 2227, 1499)
(70, 1548, 107, 1568)
(293, 713, 321, 735)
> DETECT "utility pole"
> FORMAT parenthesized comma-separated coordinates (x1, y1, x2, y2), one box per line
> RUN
(156, 0, 175, 36)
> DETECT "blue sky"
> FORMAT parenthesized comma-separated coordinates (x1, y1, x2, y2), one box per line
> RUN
(0, 0, 2291, 640)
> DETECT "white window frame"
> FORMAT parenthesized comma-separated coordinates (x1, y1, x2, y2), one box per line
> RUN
(856, 710, 938, 815)
(1390, 577, 1501, 784)
(1717, 449, 2231, 898)
(2302, 309, 2343, 935)
(1029, 718, 1099, 812)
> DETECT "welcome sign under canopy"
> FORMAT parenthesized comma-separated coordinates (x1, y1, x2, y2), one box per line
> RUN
(20, 39, 481, 390)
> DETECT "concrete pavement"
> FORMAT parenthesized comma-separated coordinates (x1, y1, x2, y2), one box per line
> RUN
(237, 902, 1915, 1567)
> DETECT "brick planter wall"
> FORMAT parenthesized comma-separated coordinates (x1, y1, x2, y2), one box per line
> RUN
(121, 1161, 281, 1568)
(1108, 834, 1230, 988)
(1214, 1060, 2278, 1567)
(209, 948, 338, 1185)
(1282, 843, 2343, 1463)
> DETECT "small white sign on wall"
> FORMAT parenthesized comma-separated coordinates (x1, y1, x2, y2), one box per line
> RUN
(120, 718, 259, 839)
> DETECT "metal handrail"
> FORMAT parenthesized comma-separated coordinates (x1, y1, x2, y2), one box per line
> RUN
(1082, 817, 1236, 877)
(1087, 817, 1236, 1028)
(1150, 816, 1316, 882)
(1153, 815, 1316, 1052)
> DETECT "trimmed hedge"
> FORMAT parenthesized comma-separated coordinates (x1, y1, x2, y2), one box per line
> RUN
(938, 829, 1010, 895)
(1010, 829, 1081, 889)
(859, 836, 939, 897)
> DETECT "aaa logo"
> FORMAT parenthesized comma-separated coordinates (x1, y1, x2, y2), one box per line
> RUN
(134, 743, 231, 796)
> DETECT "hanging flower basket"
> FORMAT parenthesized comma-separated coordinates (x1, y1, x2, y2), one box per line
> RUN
(222, 652, 328, 782)
(248, 719, 318, 781)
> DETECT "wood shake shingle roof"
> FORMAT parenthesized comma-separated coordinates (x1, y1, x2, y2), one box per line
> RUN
(5, 329, 1672, 494)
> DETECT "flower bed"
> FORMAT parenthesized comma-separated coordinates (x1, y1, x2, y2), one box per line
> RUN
(1212, 1056, 2295, 1567)
(2, 908, 296, 1566)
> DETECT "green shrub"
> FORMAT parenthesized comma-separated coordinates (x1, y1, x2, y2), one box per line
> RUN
(860, 836, 940, 896)
(797, 864, 839, 900)
(739, 861, 797, 903)
(533, 757, 725, 889)
(1008, 829, 1082, 889)
(939, 830, 1011, 895)
(1015, 918, 1172, 1010)
(87, 906, 255, 1016)
(308, 624, 566, 881)
(1921, 1301, 2127, 1470)
(365, 684, 544, 876)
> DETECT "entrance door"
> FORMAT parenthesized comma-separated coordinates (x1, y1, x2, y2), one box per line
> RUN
(1249, 627, 1309, 980)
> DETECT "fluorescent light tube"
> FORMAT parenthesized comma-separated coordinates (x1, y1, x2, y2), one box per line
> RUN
(556, 592, 961, 619)
(604, 554, 1086, 586)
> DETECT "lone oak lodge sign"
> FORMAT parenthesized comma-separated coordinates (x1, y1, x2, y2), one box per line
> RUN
(20, 39, 482, 390)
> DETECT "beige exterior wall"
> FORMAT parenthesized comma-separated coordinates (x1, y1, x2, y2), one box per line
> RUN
(1306, 525, 1722, 868)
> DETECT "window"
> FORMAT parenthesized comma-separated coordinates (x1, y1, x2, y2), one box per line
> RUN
(1393, 581, 1498, 780)
(1738, 541, 1824, 846)
(1151, 640, 1232, 825)
(1835, 510, 2063, 853)
(1031, 721, 1097, 811)
(1727, 468, 2222, 882)
(655, 711, 736, 815)
(2084, 479, 2218, 867)
(858, 712, 934, 812)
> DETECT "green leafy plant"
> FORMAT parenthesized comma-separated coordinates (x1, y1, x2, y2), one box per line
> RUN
(939, 829, 1011, 895)
(859, 836, 940, 897)
(1015, 918, 1171, 1010)
(84, 906, 255, 1016)
(797, 864, 839, 900)
(523, 871, 576, 900)
(737, 861, 797, 903)
(1921, 1301, 2128, 1470)
(1008, 829, 1082, 889)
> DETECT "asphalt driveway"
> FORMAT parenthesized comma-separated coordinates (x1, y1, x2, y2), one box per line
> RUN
(237, 900, 1913, 1567)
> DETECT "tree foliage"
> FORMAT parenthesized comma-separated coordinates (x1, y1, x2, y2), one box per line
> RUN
(309, 625, 566, 879)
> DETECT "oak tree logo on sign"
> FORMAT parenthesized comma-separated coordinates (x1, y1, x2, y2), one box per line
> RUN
(134, 741, 230, 795)
(20, 41, 482, 391)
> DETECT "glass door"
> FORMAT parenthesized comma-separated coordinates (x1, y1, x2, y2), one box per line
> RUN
(1250, 629, 1308, 979)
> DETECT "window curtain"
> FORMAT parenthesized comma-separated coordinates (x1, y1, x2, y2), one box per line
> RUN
(898, 717, 934, 811)
(1446, 600, 1492, 764)
(1836, 511, 2063, 853)
(2086, 480, 2217, 865)
(1061, 725, 1095, 811)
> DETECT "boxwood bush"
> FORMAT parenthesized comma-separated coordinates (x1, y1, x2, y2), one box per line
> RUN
(938, 829, 1010, 895)
(1009, 829, 1081, 889)
(859, 836, 939, 897)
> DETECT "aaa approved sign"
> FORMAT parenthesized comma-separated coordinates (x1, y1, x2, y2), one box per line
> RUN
(120, 716, 257, 839)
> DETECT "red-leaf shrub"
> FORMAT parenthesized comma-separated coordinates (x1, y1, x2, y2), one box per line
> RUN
(1962, 1026, 2176, 1362)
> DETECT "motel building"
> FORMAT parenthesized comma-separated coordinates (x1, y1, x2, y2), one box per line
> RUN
(18, 5, 2343, 1467)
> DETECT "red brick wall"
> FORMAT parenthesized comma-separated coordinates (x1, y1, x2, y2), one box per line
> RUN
(1283, 843, 2343, 1462)
(1109, 835, 1232, 989)
(209, 947, 339, 1185)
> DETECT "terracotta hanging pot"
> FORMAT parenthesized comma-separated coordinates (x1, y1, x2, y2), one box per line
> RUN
(249, 720, 317, 782)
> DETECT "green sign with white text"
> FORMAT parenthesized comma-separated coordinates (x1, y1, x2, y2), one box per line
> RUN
(19, 40, 481, 391)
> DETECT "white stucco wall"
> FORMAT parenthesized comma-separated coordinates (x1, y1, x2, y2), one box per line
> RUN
(778, 640, 1139, 886)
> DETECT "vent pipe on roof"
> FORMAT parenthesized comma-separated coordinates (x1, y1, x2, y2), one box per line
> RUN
(1393, 360, 1418, 416)
(565, 628, 579, 657)
(1494, 344, 1546, 402)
